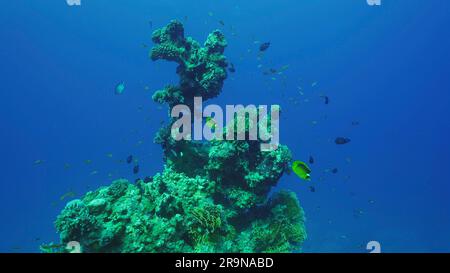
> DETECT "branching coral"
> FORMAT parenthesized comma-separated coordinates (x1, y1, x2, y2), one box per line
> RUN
(53, 21, 307, 253)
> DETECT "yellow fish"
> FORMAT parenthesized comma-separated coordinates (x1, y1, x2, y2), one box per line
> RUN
(292, 161, 311, 181)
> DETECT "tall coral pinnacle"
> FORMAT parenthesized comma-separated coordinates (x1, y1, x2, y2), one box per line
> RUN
(151, 20, 228, 107)
(53, 21, 307, 253)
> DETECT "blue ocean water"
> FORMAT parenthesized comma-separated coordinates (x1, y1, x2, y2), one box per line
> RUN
(0, 0, 449, 253)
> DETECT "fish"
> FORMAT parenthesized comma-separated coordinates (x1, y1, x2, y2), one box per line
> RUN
(311, 81, 318, 87)
(133, 165, 140, 174)
(90, 170, 98, 175)
(335, 137, 351, 145)
(64, 163, 71, 170)
(320, 95, 329, 104)
(40, 244, 64, 250)
(259, 42, 271, 52)
(60, 191, 76, 201)
(331, 168, 338, 174)
(219, 20, 225, 26)
(279, 65, 290, 72)
(262, 68, 278, 75)
(309, 156, 314, 164)
(34, 160, 45, 165)
(352, 121, 360, 126)
(115, 82, 125, 95)
(106, 153, 113, 158)
(292, 161, 311, 181)
(84, 160, 92, 165)
(144, 176, 153, 183)
(309, 186, 316, 192)
(353, 208, 364, 219)
(126, 155, 133, 164)
(228, 63, 236, 73)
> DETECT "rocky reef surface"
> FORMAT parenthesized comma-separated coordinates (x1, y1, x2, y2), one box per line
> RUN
(52, 20, 307, 253)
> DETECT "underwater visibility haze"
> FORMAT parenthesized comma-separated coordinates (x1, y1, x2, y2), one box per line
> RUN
(0, 0, 449, 253)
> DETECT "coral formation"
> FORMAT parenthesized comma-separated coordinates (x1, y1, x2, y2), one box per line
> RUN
(53, 20, 307, 253)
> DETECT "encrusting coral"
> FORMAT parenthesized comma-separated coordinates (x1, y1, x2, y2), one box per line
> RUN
(51, 20, 307, 253)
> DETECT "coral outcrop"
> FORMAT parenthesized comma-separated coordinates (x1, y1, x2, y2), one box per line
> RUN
(53, 20, 307, 253)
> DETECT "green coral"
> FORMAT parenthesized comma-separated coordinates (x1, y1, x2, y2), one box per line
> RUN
(53, 21, 307, 253)
(150, 20, 227, 106)
(251, 191, 307, 253)
(190, 204, 222, 233)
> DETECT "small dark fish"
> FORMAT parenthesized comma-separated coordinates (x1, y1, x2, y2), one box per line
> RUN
(126, 155, 133, 164)
(259, 42, 271, 52)
(133, 165, 140, 174)
(321, 95, 329, 104)
(352, 121, 360, 126)
(144, 176, 153, 183)
(309, 156, 314, 164)
(335, 137, 351, 145)
(149, 21, 153, 28)
(263, 68, 277, 75)
(229, 63, 236, 73)
(331, 168, 338, 174)
(219, 20, 225, 26)
(309, 186, 316, 193)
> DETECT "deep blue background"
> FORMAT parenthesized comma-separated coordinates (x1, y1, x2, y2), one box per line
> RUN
(0, 0, 449, 252)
